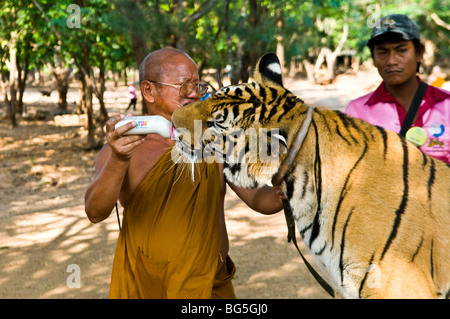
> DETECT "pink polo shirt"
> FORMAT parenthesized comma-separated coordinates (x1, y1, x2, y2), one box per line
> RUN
(345, 80, 450, 164)
(128, 85, 136, 99)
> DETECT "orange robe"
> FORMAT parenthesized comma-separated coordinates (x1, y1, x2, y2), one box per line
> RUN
(109, 147, 234, 298)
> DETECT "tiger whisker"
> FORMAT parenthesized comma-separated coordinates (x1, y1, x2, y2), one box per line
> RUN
(172, 162, 186, 185)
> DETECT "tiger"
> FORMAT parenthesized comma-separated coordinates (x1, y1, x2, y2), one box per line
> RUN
(171, 53, 450, 299)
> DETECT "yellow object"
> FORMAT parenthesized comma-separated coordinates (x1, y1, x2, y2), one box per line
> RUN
(431, 76, 445, 88)
(109, 147, 233, 298)
(406, 127, 428, 147)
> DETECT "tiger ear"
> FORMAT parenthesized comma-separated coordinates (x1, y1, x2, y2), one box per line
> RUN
(252, 53, 283, 87)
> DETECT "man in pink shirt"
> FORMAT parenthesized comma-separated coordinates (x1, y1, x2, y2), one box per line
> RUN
(126, 84, 137, 111)
(345, 14, 450, 164)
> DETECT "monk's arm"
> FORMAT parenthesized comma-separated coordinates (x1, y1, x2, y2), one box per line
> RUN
(84, 145, 130, 223)
(85, 115, 144, 223)
(227, 182, 283, 215)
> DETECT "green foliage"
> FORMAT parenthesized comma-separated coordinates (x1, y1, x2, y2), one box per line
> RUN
(1, 0, 134, 77)
(1, 0, 448, 82)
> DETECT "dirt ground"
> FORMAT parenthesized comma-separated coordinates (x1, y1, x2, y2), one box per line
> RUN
(0, 69, 394, 299)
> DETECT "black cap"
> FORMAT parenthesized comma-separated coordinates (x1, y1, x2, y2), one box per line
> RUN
(367, 14, 420, 47)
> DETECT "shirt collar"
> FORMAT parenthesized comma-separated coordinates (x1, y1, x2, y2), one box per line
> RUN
(366, 77, 450, 106)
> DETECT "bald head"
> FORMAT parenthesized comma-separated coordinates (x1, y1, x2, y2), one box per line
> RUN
(139, 48, 201, 117)
(139, 48, 194, 85)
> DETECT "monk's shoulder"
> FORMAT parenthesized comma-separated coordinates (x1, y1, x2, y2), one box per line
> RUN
(120, 136, 173, 203)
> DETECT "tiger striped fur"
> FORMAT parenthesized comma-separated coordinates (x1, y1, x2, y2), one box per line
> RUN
(171, 53, 450, 299)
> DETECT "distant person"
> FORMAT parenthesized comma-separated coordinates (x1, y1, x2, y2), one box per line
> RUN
(345, 14, 450, 163)
(125, 84, 137, 111)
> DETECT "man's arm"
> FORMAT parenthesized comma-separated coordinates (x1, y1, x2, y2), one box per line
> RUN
(84, 115, 145, 223)
(227, 181, 284, 215)
(84, 145, 129, 223)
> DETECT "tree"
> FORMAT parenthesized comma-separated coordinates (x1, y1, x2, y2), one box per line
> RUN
(30, 0, 135, 148)
(2, 0, 447, 142)
(0, 2, 19, 127)
(7, 30, 18, 127)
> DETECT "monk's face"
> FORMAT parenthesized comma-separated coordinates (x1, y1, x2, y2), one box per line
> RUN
(150, 54, 202, 120)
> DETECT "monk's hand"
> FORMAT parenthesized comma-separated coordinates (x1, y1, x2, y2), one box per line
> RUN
(273, 185, 287, 201)
(106, 114, 146, 162)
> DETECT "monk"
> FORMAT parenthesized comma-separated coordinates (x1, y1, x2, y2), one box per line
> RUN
(84, 48, 283, 298)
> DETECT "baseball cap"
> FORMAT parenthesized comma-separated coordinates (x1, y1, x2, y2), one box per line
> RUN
(367, 14, 420, 47)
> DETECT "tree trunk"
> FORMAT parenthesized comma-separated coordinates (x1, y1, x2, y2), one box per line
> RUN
(231, 40, 243, 85)
(126, 0, 149, 67)
(92, 56, 108, 125)
(56, 80, 69, 110)
(84, 81, 97, 149)
(76, 73, 85, 115)
(214, 67, 224, 88)
(327, 24, 348, 81)
(7, 32, 18, 128)
(16, 49, 30, 115)
(276, 8, 285, 74)
(247, 0, 261, 79)
(129, 30, 148, 68)
(245, 0, 269, 82)
(124, 2, 149, 114)
(53, 67, 72, 110)
(303, 60, 315, 83)
(80, 43, 97, 149)
(313, 24, 349, 83)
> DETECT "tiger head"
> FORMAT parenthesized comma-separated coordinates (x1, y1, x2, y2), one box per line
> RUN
(171, 53, 309, 188)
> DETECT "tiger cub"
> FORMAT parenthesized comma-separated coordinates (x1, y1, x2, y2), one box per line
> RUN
(171, 53, 450, 299)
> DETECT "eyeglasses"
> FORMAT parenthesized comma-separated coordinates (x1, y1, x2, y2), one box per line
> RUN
(149, 80, 209, 98)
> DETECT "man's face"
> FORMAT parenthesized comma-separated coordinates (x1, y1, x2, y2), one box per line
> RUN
(151, 55, 202, 119)
(373, 40, 422, 87)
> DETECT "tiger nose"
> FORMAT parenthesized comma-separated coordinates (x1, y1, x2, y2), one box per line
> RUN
(170, 124, 176, 140)
(170, 124, 182, 141)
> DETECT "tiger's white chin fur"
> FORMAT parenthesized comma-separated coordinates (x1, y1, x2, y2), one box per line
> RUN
(223, 161, 281, 188)
(174, 145, 281, 187)
(173, 127, 282, 186)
